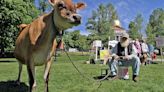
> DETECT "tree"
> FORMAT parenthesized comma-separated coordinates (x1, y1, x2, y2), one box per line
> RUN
(78, 35, 90, 51)
(86, 3, 118, 47)
(63, 30, 89, 51)
(128, 14, 143, 40)
(149, 8, 164, 36)
(38, 0, 49, 14)
(146, 8, 164, 45)
(87, 34, 100, 45)
(146, 24, 155, 45)
(64, 30, 79, 49)
(0, 0, 39, 57)
(135, 14, 143, 37)
(128, 21, 140, 39)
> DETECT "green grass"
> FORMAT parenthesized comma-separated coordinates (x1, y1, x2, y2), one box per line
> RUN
(0, 52, 164, 92)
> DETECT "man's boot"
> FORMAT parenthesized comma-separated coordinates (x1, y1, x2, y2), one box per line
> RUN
(133, 75, 138, 82)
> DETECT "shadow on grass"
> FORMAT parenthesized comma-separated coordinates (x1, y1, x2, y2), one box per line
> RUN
(0, 59, 17, 63)
(0, 61, 15, 63)
(93, 75, 108, 80)
(0, 80, 29, 92)
(93, 75, 116, 81)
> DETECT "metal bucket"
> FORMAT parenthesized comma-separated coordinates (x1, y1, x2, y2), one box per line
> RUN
(118, 66, 129, 80)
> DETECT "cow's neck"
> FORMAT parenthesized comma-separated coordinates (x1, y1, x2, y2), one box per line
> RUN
(40, 10, 63, 50)
(51, 10, 63, 36)
(37, 12, 58, 47)
(51, 11, 63, 47)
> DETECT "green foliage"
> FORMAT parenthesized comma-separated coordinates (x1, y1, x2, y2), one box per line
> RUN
(135, 14, 143, 35)
(128, 21, 140, 39)
(146, 8, 164, 45)
(146, 24, 155, 45)
(38, 0, 49, 14)
(86, 3, 118, 46)
(87, 34, 100, 45)
(0, 0, 39, 55)
(63, 31, 90, 51)
(128, 14, 143, 40)
(78, 35, 90, 51)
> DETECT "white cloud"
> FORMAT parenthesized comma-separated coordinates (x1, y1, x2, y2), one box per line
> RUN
(116, 1, 130, 12)
(66, 28, 75, 32)
(123, 18, 130, 24)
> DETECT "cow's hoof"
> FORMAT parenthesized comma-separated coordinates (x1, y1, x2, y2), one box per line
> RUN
(15, 80, 21, 85)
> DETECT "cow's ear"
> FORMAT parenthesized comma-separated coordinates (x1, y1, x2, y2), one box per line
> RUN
(18, 24, 28, 30)
(29, 23, 42, 45)
(76, 2, 86, 10)
(48, 0, 56, 6)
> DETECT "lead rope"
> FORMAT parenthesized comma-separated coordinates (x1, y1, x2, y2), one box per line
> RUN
(63, 48, 102, 90)
(55, 34, 102, 90)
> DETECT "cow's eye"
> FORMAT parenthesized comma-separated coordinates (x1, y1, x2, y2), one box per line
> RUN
(66, 11, 70, 16)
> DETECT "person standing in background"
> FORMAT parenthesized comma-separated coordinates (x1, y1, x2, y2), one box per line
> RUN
(140, 40, 149, 65)
(134, 38, 142, 57)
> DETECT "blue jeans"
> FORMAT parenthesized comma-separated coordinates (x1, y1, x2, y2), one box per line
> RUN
(108, 56, 140, 76)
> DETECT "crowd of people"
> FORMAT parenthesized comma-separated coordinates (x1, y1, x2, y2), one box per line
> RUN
(133, 37, 157, 65)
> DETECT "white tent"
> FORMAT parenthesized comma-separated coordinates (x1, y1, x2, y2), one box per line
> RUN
(108, 40, 118, 47)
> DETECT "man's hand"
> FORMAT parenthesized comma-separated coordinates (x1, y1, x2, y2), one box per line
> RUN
(124, 55, 130, 60)
(112, 55, 120, 60)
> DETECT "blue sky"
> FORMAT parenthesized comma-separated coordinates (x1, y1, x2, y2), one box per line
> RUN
(35, 0, 164, 36)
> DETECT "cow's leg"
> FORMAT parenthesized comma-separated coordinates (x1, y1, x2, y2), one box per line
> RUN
(27, 62, 35, 92)
(44, 60, 52, 92)
(43, 39, 56, 92)
(16, 62, 22, 85)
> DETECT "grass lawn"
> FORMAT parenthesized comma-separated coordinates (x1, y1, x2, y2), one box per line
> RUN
(0, 52, 164, 92)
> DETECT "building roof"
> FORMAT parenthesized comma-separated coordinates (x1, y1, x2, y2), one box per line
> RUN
(113, 25, 125, 31)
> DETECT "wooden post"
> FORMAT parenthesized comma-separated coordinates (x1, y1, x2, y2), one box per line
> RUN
(155, 36, 164, 64)
(160, 48, 163, 63)
(95, 47, 98, 61)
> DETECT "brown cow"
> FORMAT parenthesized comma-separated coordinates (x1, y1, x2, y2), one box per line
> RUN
(14, 0, 85, 92)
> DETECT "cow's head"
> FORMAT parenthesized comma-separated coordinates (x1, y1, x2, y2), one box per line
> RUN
(48, 0, 86, 30)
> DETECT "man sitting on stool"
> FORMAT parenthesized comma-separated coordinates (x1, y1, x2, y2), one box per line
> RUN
(108, 33, 140, 82)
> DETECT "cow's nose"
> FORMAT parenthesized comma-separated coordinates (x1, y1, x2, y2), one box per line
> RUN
(72, 15, 81, 23)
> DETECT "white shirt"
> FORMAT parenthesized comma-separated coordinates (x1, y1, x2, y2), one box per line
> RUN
(141, 43, 149, 53)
